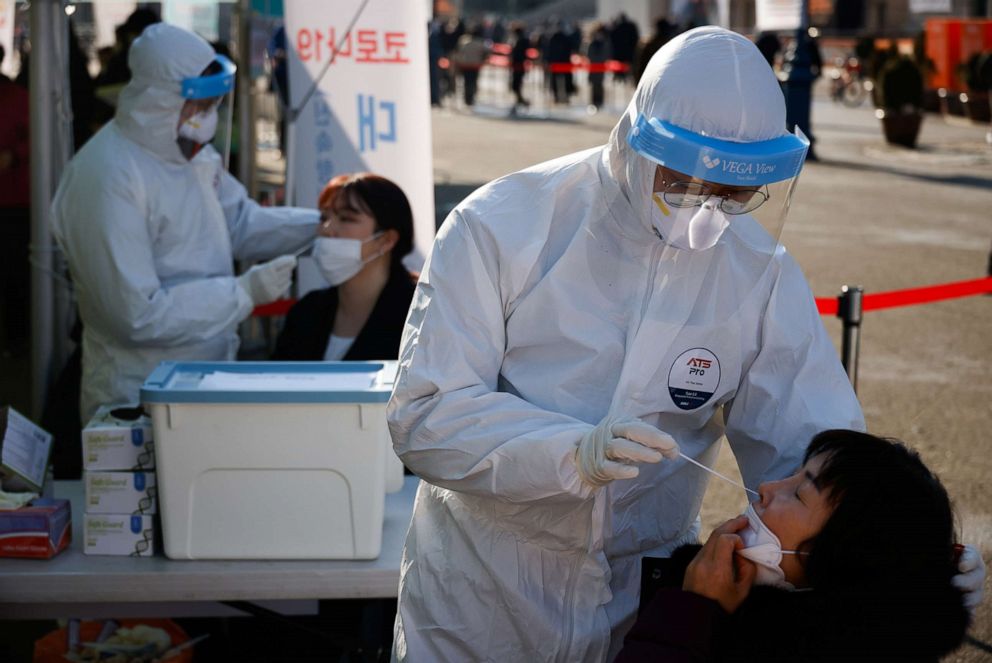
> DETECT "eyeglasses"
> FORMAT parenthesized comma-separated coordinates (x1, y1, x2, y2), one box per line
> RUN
(661, 180, 770, 215)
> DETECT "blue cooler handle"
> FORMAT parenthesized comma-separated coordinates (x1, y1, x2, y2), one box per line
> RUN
(144, 362, 178, 388)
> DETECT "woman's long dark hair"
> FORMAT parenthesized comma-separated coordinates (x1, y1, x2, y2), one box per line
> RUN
(799, 430, 969, 657)
(318, 172, 415, 273)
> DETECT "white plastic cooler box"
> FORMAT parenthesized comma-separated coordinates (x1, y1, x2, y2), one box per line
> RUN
(140, 361, 403, 560)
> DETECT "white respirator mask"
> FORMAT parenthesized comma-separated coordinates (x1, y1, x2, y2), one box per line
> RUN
(650, 194, 730, 251)
(178, 107, 219, 145)
(736, 502, 807, 591)
(312, 233, 384, 286)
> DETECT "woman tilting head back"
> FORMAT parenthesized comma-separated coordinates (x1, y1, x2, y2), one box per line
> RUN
(783, 430, 970, 659)
(620, 430, 972, 662)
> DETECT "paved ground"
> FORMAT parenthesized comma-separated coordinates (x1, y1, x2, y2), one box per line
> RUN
(431, 84, 992, 658)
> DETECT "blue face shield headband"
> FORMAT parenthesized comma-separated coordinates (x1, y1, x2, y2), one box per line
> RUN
(181, 54, 236, 100)
(627, 114, 809, 187)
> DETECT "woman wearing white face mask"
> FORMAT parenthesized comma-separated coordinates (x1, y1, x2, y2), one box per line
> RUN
(617, 429, 973, 662)
(272, 173, 415, 361)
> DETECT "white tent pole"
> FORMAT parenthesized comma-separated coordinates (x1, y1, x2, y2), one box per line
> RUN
(52, 0, 74, 386)
(284, 113, 295, 206)
(236, 0, 254, 191)
(29, 0, 58, 419)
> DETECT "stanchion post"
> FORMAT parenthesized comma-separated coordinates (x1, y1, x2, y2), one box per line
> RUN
(837, 285, 864, 392)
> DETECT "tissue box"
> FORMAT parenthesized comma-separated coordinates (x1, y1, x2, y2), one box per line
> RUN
(82, 406, 155, 471)
(0, 498, 72, 559)
(85, 471, 157, 514)
(84, 514, 155, 557)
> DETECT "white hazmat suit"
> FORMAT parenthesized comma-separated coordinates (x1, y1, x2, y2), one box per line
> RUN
(388, 28, 865, 662)
(52, 24, 319, 420)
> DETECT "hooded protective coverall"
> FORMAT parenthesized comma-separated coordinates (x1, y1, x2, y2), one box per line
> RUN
(52, 24, 318, 421)
(387, 27, 865, 663)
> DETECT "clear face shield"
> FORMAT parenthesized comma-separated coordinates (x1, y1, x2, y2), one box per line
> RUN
(178, 54, 236, 167)
(625, 114, 810, 323)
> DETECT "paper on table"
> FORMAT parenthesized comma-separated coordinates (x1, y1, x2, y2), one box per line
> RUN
(196, 371, 377, 391)
(0, 407, 53, 491)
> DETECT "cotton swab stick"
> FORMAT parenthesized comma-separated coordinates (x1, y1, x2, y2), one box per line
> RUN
(678, 452, 760, 498)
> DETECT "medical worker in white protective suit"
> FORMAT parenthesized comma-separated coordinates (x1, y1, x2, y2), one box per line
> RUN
(387, 27, 986, 663)
(52, 24, 319, 421)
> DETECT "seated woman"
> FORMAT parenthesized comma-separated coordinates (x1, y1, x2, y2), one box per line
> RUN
(617, 429, 972, 662)
(273, 173, 415, 361)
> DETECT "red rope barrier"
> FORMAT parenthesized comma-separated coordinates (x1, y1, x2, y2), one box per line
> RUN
(815, 297, 839, 316)
(546, 60, 630, 74)
(253, 279, 991, 319)
(815, 277, 992, 317)
(862, 277, 992, 311)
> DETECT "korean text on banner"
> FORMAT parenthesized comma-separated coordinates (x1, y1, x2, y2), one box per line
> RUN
(285, 0, 434, 272)
(756, 0, 803, 31)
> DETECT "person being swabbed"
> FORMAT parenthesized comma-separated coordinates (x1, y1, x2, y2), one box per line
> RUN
(616, 429, 974, 661)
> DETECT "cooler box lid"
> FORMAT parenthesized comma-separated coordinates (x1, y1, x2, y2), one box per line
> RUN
(140, 361, 397, 404)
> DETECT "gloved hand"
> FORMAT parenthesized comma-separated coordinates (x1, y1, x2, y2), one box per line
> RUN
(952, 544, 986, 612)
(237, 255, 297, 306)
(575, 416, 680, 488)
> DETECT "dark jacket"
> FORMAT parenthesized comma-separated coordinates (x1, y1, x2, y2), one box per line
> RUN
(272, 266, 414, 361)
(616, 544, 969, 663)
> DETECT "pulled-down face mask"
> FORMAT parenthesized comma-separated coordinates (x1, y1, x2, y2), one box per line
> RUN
(737, 502, 807, 591)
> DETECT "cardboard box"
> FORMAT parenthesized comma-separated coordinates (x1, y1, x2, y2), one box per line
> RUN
(85, 471, 157, 515)
(0, 498, 71, 559)
(82, 406, 155, 471)
(84, 514, 155, 557)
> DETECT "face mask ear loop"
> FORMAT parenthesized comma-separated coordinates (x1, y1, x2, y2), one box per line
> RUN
(361, 231, 389, 265)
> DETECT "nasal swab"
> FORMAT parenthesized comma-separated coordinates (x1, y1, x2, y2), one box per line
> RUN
(292, 240, 315, 258)
(678, 451, 760, 498)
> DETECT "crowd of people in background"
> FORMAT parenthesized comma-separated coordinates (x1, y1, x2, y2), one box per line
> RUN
(427, 12, 659, 111)
(424, 12, 795, 113)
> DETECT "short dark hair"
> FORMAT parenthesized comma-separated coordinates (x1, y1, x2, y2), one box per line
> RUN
(319, 173, 415, 269)
(800, 429, 969, 657)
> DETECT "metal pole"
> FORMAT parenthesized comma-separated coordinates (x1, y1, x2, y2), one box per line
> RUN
(52, 0, 74, 381)
(29, 0, 58, 419)
(837, 285, 864, 392)
(236, 0, 254, 192)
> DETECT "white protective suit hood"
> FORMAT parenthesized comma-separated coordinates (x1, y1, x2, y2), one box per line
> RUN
(116, 23, 216, 164)
(388, 26, 862, 663)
